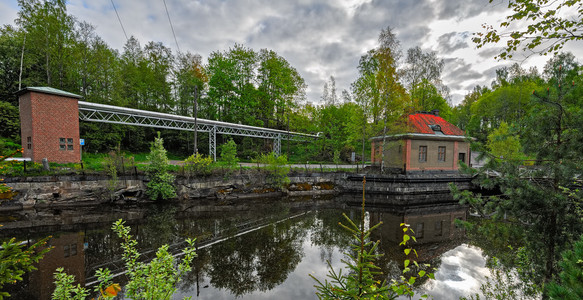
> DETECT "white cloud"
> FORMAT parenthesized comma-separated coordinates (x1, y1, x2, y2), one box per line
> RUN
(0, 1, 18, 26)
(4, 0, 583, 107)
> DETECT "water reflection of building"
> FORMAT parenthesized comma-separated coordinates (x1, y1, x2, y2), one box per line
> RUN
(29, 232, 85, 300)
(370, 203, 467, 262)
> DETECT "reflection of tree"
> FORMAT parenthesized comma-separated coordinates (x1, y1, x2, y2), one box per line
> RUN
(135, 205, 179, 249)
(205, 218, 306, 296)
(309, 209, 359, 263)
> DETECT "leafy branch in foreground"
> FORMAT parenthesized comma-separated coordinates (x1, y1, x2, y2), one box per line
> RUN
(52, 219, 196, 300)
(0, 232, 50, 300)
(547, 234, 583, 299)
(311, 177, 433, 299)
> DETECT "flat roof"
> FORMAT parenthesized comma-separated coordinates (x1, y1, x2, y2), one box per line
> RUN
(16, 87, 83, 99)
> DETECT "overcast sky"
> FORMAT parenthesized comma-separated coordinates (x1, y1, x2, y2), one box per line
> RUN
(1, 0, 581, 106)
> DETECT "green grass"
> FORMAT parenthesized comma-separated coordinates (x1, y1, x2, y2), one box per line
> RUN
(1, 149, 369, 178)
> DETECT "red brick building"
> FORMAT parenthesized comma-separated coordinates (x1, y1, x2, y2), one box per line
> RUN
(18, 87, 82, 163)
(371, 111, 470, 172)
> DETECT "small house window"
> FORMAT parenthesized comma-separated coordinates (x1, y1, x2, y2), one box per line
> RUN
(435, 221, 443, 236)
(438, 146, 446, 162)
(459, 153, 466, 163)
(27, 136, 32, 150)
(64, 243, 77, 258)
(416, 223, 424, 239)
(419, 146, 427, 162)
(60, 138, 74, 151)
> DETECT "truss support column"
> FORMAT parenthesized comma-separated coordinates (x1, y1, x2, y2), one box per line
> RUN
(274, 135, 281, 156)
(209, 126, 217, 161)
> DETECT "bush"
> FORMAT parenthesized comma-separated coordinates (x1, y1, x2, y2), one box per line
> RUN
(333, 150, 341, 165)
(0, 138, 21, 157)
(103, 154, 118, 198)
(258, 152, 290, 188)
(52, 219, 196, 300)
(0, 101, 20, 141)
(184, 153, 213, 176)
(146, 133, 176, 201)
(220, 139, 238, 168)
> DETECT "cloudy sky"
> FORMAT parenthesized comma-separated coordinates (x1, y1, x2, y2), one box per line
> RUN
(1, 0, 581, 105)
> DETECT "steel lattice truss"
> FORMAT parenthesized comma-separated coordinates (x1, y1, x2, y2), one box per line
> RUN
(78, 101, 317, 159)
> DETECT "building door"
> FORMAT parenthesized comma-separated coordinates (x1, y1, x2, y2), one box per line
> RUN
(458, 153, 466, 163)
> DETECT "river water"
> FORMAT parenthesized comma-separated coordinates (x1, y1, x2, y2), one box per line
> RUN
(1, 194, 489, 299)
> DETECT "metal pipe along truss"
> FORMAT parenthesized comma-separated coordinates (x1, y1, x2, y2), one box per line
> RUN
(78, 101, 317, 160)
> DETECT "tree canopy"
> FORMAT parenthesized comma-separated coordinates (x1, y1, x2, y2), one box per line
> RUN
(474, 0, 583, 59)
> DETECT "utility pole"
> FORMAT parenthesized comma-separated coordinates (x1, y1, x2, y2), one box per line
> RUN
(194, 86, 199, 154)
(19, 35, 26, 90)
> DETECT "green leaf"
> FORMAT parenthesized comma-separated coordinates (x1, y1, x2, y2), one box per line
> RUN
(408, 277, 416, 285)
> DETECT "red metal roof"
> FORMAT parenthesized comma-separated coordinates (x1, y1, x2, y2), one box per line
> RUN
(408, 113, 465, 136)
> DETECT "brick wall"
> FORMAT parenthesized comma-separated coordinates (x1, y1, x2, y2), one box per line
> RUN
(29, 232, 85, 299)
(19, 90, 80, 163)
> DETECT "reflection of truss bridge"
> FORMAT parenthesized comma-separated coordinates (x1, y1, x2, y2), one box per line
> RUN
(78, 101, 318, 160)
(85, 211, 310, 286)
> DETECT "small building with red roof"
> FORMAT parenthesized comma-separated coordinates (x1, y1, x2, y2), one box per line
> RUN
(370, 110, 470, 172)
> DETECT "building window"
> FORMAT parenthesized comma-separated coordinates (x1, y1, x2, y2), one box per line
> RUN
(59, 138, 74, 151)
(416, 223, 424, 239)
(64, 243, 78, 258)
(458, 153, 466, 163)
(419, 146, 427, 162)
(27, 136, 32, 150)
(435, 221, 443, 236)
(438, 146, 446, 162)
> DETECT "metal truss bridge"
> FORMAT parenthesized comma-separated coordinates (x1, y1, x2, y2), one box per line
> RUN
(78, 101, 317, 160)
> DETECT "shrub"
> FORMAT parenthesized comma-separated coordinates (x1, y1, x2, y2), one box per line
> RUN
(184, 153, 213, 176)
(220, 139, 238, 168)
(103, 155, 118, 198)
(258, 152, 290, 188)
(0, 138, 21, 157)
(333, 150, 341, 165)
(146, 133, 176, 201)
(52, 219, 196, 300)
(0, 101, 20, 141)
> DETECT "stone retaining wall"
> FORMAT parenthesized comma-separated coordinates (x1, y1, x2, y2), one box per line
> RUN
(0, 172, 472, 211)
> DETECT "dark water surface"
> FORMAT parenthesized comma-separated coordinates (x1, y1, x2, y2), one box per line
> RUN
(1, 194, 487, 299)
